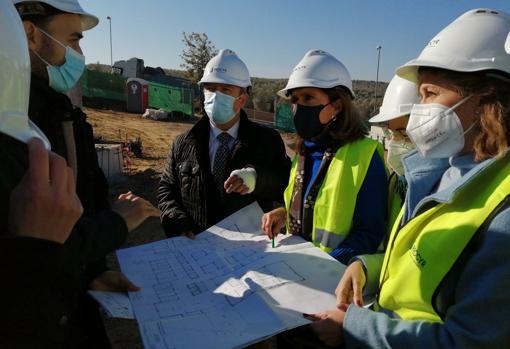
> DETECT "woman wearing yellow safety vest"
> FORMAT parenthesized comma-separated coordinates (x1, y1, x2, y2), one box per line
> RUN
(262, 50, 388, 265)
(309, 9, 510, 348)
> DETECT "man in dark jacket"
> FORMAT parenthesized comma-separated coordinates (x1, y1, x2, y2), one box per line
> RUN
(1, 138, 83, 349)
(158, 49, 291, 238)
(10, 0, 158, 347)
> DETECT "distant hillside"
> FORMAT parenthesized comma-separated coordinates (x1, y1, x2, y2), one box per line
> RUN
(87, 63, 388, 119)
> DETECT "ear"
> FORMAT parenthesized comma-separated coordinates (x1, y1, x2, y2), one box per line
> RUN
(470, 94, 483, 117)
(324, 98, 343, 121)
(237, 93, 249, 109)
(23, 21, 42, 51)
(474, 95, 482, 107)
(330, 98, 343, 113)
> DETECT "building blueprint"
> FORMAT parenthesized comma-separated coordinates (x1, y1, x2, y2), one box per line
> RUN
(117, 202, 346, 349)
(88, 291, 134, 319)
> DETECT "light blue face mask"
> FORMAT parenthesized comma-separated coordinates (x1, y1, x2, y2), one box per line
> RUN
(33, 28, 86, 93)
(203, 90, 240, 125)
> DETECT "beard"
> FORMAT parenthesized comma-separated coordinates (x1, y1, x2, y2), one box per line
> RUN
(30, 34, 57, 80)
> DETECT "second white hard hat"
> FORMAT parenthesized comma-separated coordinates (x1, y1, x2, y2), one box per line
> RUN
(277, 50, 354, 99)
(199, 49, 252, 88)
(397, 8, 510, 82)
(369, 75, 419, 123)
(13, 0, 99, 31)
(1, 0, 50, 149)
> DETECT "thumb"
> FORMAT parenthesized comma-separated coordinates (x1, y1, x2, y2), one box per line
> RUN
(118, 273, 141, 292)
(352, 277, 363, 307)
(303, 313, 323, 322)
(336, 282, 351, 309)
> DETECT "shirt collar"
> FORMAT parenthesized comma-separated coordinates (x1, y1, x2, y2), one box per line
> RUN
(209, 118, 240, 140)
(402, 149, 507, 221)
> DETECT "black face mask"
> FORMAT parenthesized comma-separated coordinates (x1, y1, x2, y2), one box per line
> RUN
(293, 104, 327, 140)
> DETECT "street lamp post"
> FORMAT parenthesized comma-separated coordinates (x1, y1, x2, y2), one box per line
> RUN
(107, 16, 113, 67)
(374, 45, 382, 113)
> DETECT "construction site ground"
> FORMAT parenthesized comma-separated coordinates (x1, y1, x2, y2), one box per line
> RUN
(85, 107, 295, 348)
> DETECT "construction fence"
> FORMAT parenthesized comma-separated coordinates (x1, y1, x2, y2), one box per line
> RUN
(81, 69, 127, 101)
(80, 69, 194, 116)
(81, 69, 296, 133)
(274, 103, 295, 132)
(147, 81, 193, 116)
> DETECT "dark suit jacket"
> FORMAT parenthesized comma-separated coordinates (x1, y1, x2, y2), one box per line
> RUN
(158, 110, 291, 236)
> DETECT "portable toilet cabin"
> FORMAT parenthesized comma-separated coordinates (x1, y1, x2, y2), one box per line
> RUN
(126, 78, 149, 113)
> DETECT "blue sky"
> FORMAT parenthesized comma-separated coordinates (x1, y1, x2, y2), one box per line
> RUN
(80, 0, 510, 82)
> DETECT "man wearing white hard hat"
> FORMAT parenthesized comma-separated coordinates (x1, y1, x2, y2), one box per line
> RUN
(0, 0, 83, 346)
(311, 8, 510, 348)
(158, 49, 290, 239)
(369, 75, 419, 232)
(12, 0, 158, 347)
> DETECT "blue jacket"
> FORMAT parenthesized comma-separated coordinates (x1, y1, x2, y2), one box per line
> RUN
(346, 150, 510, 348)
(302, 140, 387, 264)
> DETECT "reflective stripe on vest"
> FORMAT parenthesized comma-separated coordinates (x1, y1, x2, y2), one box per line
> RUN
(378, 154, 510, 322)
(284, 137, 384, 252)
(387, 173, 404, 234)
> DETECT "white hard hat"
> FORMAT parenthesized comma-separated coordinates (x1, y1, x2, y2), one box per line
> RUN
(0, 0, 50, 149)
(397, 8, 510, 82)
(277, 50, 354, 99)
(13, 0, 99, 31)
(369, 75, 419, 123)
(199, 49, 252, 88)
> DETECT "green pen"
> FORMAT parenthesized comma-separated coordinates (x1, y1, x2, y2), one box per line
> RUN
(272, 236, 275, 248)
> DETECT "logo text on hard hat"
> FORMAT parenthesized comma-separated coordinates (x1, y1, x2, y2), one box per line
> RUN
(211, 67, 227, 73)
(427, 39, 440, 48)
(293, 65, 307, 72)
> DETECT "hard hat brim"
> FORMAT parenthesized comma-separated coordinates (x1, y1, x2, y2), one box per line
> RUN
(13, 0, 99, 31)
(80, 14, 99, 31)
(396, 57, 504, 82)
(276, 88, 290, 99)
(369, 110, 410, 123)
(277, 81, 355, 99)
(198, 76, 251, 88)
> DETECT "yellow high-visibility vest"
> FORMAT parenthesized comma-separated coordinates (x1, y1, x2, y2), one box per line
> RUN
(284, 137, 384, 252)
(387, 173, 405, 232)
(378, 153, 510, 321)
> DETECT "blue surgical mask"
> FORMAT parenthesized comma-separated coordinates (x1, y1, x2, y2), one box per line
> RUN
(203, 90, 239, 125)
(33, 28, 85, 93)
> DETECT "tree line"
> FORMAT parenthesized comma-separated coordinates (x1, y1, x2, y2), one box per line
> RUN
(87, 32, 388, 120)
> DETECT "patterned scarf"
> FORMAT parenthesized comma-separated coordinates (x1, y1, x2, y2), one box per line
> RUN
(288, 146, 338, 240)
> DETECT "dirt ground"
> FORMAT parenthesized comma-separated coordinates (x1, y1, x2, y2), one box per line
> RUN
(85, 107, 295, 348)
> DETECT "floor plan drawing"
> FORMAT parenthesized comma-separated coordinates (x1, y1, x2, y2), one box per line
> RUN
(117, 202, 346, 349)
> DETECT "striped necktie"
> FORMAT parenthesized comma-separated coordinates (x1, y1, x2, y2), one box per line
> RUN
(212, 132, 233, 195)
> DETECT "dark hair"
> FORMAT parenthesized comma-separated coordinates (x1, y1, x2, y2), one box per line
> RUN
(15, 1, 65, 29)
(295, 86, 367, 154)
(243, 86, 252, 96)
(418, 67, 510, 161)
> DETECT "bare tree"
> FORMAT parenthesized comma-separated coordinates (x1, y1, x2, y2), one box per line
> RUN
(180, 32, 218, 83)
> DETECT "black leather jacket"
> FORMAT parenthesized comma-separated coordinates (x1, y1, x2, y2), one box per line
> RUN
(158, 110, 291, 236)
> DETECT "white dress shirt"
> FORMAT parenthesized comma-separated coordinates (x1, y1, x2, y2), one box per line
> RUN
(208, 120, 239, 171)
